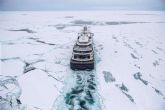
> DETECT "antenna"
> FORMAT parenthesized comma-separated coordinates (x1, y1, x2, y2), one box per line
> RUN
(83, 25, 87, 31)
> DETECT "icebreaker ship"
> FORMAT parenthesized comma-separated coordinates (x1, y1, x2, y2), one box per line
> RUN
(70, 26, 94, 70)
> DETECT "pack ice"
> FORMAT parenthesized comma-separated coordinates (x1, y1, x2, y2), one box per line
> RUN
(0, 11, 165, 110)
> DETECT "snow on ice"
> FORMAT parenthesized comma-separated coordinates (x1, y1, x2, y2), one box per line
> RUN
(0, 11, 165, 110)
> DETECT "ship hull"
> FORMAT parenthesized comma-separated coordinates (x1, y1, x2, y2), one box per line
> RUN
(70, 59, 94, 71)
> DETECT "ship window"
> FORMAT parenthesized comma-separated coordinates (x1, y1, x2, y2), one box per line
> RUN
(79, 55, 86, 59)
(78, 54, 90, 59)
(74, 55, 78, 59)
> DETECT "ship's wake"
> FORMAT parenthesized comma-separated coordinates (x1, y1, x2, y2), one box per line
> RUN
(52, 70, 102, 110)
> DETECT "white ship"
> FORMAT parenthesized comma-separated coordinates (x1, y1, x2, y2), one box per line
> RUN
(70, 26, 94, 70)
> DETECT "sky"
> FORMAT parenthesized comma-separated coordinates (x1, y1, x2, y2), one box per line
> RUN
(0, 0, 165, 11)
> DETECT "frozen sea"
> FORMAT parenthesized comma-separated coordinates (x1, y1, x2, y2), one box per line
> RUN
(0, 11, 165, 110)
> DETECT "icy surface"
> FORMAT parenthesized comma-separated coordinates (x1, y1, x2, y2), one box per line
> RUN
(0, 11, 165, 110)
